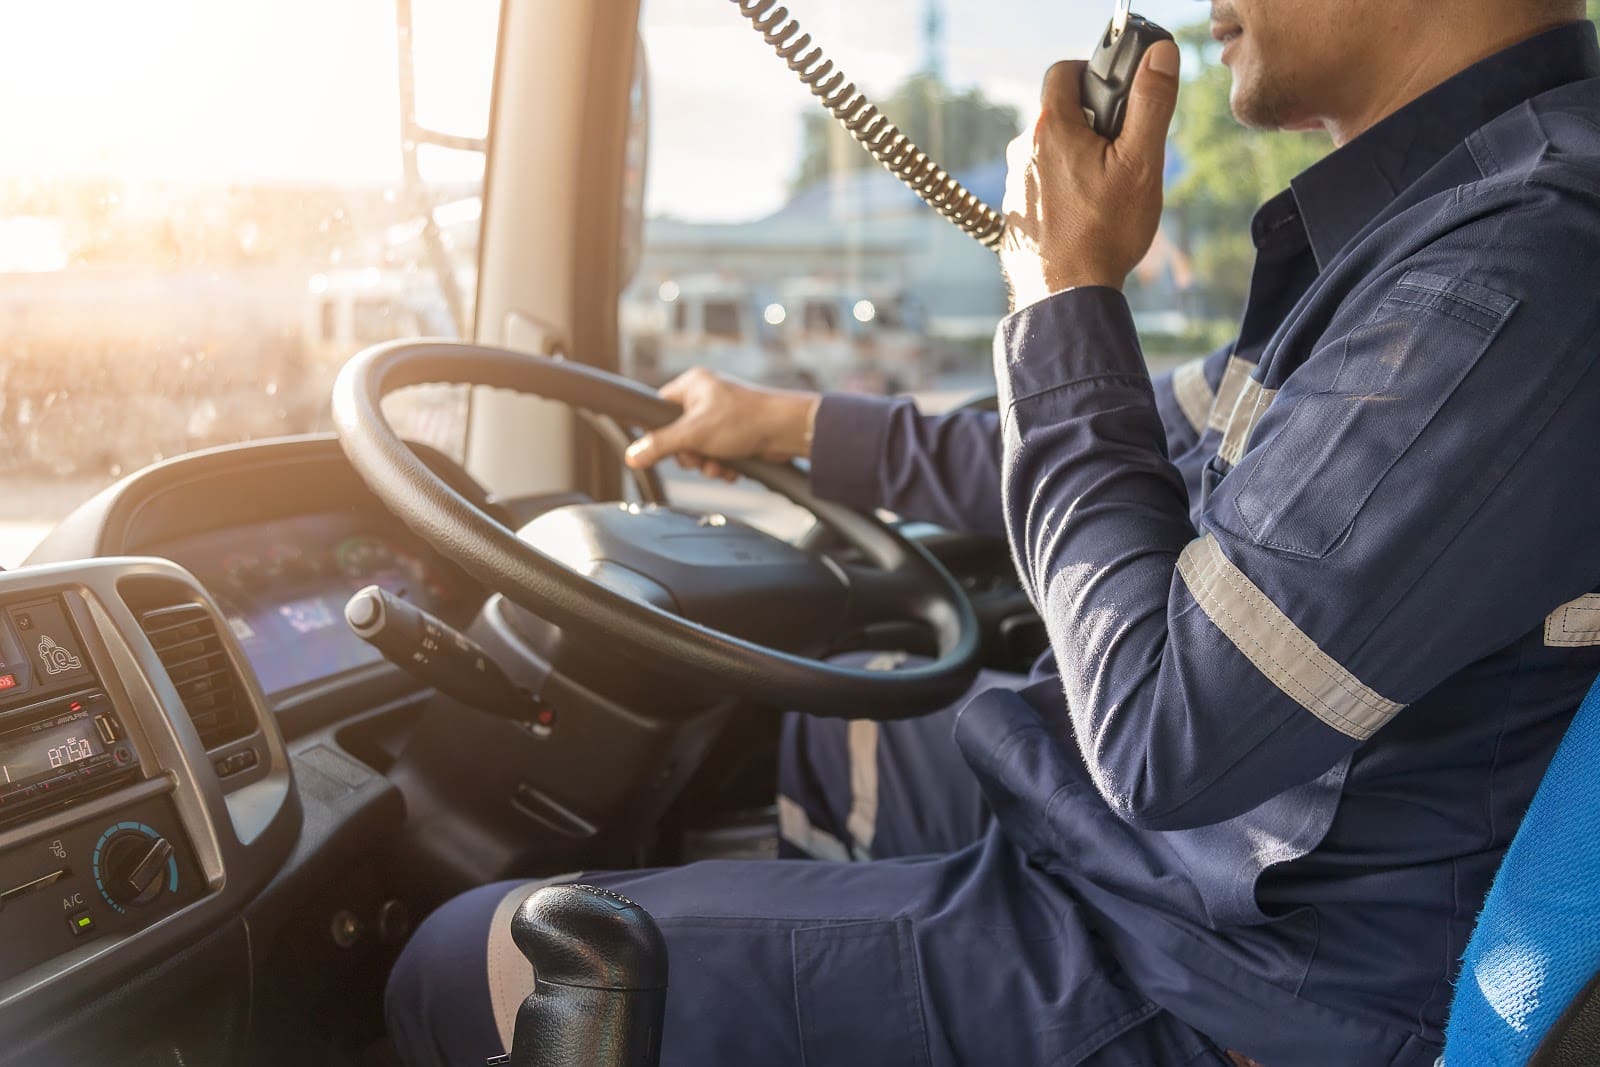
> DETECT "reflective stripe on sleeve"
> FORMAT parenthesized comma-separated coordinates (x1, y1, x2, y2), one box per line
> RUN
(1178, 534, 1405, 740)
(1218, 378, 1279, 466)
(1172, 358, 1215, 436)
(1206, 356, 1257, 433)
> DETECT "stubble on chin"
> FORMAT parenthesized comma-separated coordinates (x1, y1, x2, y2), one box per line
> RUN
(1229, 69, 1304, 132)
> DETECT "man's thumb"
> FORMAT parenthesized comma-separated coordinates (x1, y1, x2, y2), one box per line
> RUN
(625, 419, 688, 469)
(1121, 40, 1180, 161)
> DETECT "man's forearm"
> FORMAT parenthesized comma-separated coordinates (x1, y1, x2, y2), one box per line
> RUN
(809, 393, 1006, 539)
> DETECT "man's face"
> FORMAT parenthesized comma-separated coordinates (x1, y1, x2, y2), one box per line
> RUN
(1209, 0, 1389, 131)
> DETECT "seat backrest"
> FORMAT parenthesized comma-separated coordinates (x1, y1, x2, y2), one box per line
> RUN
(1444, 673, 1600, 1064)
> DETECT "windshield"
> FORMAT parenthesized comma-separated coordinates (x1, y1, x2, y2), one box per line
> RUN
(627, 0, 1332, 537)
(0, 0, 499, 564)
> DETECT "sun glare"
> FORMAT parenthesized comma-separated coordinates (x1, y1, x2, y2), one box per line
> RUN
(0, 0, 490, 184)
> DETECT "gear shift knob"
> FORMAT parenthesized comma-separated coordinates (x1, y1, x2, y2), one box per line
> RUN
(503, 884, 668, 1067)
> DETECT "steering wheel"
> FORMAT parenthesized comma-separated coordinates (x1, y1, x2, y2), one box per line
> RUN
(332, 340, 981, 719)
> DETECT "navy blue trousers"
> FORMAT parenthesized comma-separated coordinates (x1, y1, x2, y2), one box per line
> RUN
(386, 662, 1229, 1067)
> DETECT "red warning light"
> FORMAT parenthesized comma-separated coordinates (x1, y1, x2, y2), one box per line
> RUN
(69, 701, 82, 712)
(0, 675, 17, 690)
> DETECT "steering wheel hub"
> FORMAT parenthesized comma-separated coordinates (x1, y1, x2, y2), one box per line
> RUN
(332, 340, 980, 718)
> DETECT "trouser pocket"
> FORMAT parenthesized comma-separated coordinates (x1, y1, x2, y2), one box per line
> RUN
(793, 919, 932, 1067)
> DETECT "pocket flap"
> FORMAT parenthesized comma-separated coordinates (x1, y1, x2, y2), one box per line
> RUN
(793, 920, 931, 1067)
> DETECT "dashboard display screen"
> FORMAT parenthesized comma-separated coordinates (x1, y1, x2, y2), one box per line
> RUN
(0, 709, 103, 788)
(146, 513, 468, 697)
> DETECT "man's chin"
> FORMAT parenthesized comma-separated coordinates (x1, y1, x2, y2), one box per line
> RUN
(1228, 87, 1274, 131)
(1229, 82, 1313, 133)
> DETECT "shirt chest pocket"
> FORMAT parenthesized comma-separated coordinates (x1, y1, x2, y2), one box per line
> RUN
(1230, 271, 1519, 559)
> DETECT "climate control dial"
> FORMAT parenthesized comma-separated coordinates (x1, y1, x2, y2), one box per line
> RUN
(92, 822, 177, 912)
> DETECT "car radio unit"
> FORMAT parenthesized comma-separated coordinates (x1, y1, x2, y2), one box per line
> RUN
(0, 595, 139, 827)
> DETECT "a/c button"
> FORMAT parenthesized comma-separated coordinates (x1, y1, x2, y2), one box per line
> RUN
(66, 910, 95, 937)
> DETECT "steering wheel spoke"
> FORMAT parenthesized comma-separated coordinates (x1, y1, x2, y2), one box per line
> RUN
(837, 561, 929, 629)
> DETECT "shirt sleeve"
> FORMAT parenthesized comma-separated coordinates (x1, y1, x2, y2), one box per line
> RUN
(807, 360, 1227, 539)
(809, 392, 1007, 539)
(999, 191, 1600, 831)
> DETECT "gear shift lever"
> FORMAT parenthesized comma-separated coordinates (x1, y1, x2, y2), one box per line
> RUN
(495, 884, 669, 1067)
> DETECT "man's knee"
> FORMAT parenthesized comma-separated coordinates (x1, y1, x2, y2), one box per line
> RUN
(387, 880, 530, 1067)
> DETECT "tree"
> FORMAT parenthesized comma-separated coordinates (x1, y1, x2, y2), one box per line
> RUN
(790, 73, 1020, 193)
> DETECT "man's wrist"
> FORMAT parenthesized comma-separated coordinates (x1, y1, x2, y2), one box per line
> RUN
(1046, 268, 1125, 293)
(1006, 263, 1124, 312)
(760, 390, 821, 460)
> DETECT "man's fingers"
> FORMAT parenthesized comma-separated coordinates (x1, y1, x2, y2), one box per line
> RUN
(1119, 41, 1181, 165)
(622, 434, 661, 469)
(657, 369, 702, 405)
(1040, 59, 1087, 124)
(702, 460, 738, 484)
(625, 417, 694, 469)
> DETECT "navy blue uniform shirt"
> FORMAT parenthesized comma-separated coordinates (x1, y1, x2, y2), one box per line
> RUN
(811, 23, 1600, 1066)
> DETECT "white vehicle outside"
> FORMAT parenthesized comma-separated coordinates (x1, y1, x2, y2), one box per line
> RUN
(771, 278, 929, 393)
(621, 274, 775, 386)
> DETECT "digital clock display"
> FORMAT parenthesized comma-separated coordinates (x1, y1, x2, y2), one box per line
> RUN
(0, 710, 104, 788)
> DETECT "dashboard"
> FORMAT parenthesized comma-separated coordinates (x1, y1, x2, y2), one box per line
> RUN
(0, 559, 297, 1055)
(144, 513, 470, 700)
(27, 435, 492, 731)
(0, 435, 494, 1060)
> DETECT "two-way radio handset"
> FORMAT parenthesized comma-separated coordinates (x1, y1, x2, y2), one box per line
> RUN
(731, 0, 1172, 251)
(1080, 0, 1177, 140)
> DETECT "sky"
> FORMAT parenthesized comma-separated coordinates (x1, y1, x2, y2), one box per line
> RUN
(0, 0, 495, 184)
(642, 0, 1207, 220)
(0, 0, 1206, 218)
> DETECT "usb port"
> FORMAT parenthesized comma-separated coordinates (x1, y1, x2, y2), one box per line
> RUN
(94, 714, 119, 746)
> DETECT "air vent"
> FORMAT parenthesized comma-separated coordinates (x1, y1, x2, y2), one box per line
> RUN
(138, 603, 253, 751)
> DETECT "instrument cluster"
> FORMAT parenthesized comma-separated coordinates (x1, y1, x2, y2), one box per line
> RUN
(146, 512, 469, 699)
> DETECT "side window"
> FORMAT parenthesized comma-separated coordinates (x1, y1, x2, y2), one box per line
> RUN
(0, 1, 500, 565)
(623, 1, 1333, 538)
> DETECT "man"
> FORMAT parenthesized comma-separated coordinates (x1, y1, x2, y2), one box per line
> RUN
(388, 2, 1600, 1063)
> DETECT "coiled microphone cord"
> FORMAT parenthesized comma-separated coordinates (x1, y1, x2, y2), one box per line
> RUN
(731, 0, 1007, 251)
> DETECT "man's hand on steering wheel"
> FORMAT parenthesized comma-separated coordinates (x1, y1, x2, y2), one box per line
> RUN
(623, 368, 820, 483)
(333, 341, 982, 718)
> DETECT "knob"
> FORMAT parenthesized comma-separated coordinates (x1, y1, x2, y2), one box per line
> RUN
(99, 830, 173, 908)
(506, 884, 667, 1067)
(344, 585, 536, 720)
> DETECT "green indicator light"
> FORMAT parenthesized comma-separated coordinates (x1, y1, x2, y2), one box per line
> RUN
(76, 916, 91, 928)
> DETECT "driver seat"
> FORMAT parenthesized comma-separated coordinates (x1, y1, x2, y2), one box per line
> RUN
(1443, 669, 1600, 1064)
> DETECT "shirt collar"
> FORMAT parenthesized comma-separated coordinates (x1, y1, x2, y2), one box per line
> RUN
(1285, 20, 1600, 268)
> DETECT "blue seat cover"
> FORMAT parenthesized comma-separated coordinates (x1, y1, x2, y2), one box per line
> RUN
(1445, 672, 1600, 1064)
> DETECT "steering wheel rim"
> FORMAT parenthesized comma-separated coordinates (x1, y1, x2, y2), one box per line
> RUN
(332, 339, 982, 718)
